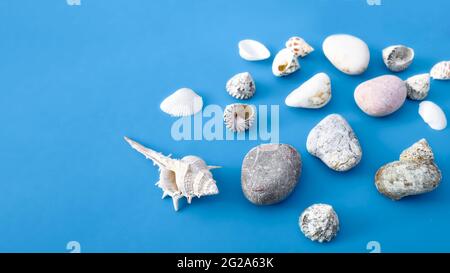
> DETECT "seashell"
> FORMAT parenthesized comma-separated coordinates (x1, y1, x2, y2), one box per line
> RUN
(430, 61, 450, 80)
(226, 72, 256, 99)
(223, 103, 256, 132)
(272, 48, 300, 77)
(285, 36, 314, 58)
(382, 45, 414, 72)
(299, 204, 339, 243)
(418, 101, 447, 130)
(124, 137, 220, 211)
(285, 72, 331, 109)
(405, 73, 430, 101)
(238, 39, 270, 61)
(160, 88, 203, 117)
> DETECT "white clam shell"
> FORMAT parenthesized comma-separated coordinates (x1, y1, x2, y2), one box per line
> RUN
(285, 72, 331, 109)
(405, 73, 430, 100)
(430, 61, 450, 80)
(124, 137, 220, 211)
(418, 101, 447, 131)
(160, 88, 203, 117)
(238, 39, 270, 61)
(285, 36, 314, 58)
(272, 48, 300, 77)
(226, 72, 256, 99)
(322, 34, 370, 75)
(223, 103, 256, 132)
(382, 45, 415, 72)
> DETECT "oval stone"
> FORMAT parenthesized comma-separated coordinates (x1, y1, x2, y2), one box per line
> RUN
(241, 144, 301, 205)
(354, 75, 407, 117)
(322, 34, 370, 75)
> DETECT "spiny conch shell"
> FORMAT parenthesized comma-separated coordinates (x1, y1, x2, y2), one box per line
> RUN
(285, 72, 331, 109)
(285, 36, 314, 58)
(272, 48, 300, 77)
(418, 101, 447, 131)
(430, 61, 450, 80)
(382, 45, 415, 72)
(238, 39, 271, 61)
(124, 137, 220, 211)
(405, 73, 430, 100)
(226, 72, 256, 99)
(160, 88, 203, 117)
(223, 103, 256, 132)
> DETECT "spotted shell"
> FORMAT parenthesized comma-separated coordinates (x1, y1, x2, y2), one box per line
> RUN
(285, 36, 314, 58)
(226, 72, 256, 99)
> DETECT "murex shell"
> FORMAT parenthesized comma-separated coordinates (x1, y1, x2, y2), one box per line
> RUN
(238, 39, 271, 61)
(375, 139, 442, 200)
(124, 137, 220, 211)
(272, 48, 300, 77)
(160, 88, 203, 117)
(405, 73, 430, 101)
(430, 61, 450, 80)
(285, 36, 314, 58)
(223, 103, 256, 132)
(285, 72, 331, 109)
(299, 204, 339, 243)
(226, 72, 256, 99)
(382, 45, 415, 72)
(418, 101, 447, 131)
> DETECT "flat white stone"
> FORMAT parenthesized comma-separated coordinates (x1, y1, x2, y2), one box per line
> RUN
(322, 34, 370, 75)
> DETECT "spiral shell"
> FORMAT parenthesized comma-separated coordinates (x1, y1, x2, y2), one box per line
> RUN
(285, 36, 314, 58)
(272, 48, 300, 77)
(226, 72, 256, 99)
(223, 103, 256, 132)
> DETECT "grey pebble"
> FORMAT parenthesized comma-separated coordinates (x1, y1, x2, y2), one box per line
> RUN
(306, 114, 362, 171)
(241, 144, 301, 205)
(375, 139, 442, 200)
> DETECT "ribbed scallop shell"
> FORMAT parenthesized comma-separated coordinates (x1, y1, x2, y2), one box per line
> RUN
(160, 88, 203, 117)
(285, 36, 314, 58)
(226, 72, 256, 99)
(430, 61, 450, 80)
(223, 103, 256, 132)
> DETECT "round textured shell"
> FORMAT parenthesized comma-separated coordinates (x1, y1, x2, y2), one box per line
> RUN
(430, 61, 450, 80)
(382, 45, 414, 72)
(226, 72, 256, 99)
(223, 103, 256, 132)
(299, 204, 339, 243)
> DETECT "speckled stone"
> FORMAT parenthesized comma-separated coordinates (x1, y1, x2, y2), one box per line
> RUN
(354, 75, 407, 117)
(306, 114, 362, 171)
(299, 204, 339, 243)
(241, 144, 301, 205)
(375, 139, 442, 200)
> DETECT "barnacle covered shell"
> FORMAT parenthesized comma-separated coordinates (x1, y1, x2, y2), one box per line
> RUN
(124, 137, 220, 211)
(285, 36, 314, 58)
(238, 39, 270, 61)
(272, 48, 300, 77)
(160, 88, 203, 117)
(226, 72, 256, 99)
(405, 73, 430, 100)
(223, 103, 256, 132)
(299, 204, 339, 243)
(430, 61, 450, 80)
(382, 45, 415, 72)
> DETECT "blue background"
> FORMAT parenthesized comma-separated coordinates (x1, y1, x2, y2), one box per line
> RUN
(0, 0, 449, 253)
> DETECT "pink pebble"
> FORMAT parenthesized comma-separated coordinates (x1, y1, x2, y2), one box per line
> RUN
(354, 75, 407, 117)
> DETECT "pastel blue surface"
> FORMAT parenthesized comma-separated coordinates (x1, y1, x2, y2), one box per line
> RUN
(0, 0, 449, 253)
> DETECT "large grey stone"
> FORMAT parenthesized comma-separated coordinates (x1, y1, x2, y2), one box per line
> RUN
(306, 114, 362, 171)
(241, 144, 301, 205)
